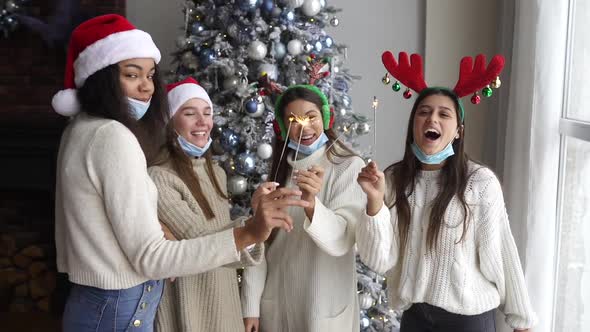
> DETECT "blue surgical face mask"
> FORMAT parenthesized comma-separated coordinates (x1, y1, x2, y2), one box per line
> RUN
(177, 134, 212, 158)
(127, 97, 151, 120)
(411, 139, 455, 165)
(288, 132, 329, 156)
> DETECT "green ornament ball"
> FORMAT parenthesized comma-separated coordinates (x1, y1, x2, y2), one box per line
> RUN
(482, 86, 493, 97)
(392, 81, 401, 92)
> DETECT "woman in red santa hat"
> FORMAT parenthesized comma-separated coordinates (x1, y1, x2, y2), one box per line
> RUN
(53, 14, 308, 332)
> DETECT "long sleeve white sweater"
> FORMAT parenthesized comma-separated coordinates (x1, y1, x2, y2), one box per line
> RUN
(241, 145, 365, 332)
(355, 162, 537, 329)
(55, 113, 240, 289)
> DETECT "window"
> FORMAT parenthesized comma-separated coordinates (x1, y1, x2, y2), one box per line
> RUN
(553, 0, 590, 330)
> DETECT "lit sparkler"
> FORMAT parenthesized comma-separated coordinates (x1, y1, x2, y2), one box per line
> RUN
(273, 115, 295, 183)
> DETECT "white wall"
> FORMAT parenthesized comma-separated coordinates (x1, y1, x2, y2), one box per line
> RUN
(126, 0, 425, 169)
(126, 0, 186, 72)
(326, 0, 425, 167)
(425, 0, 499, 162)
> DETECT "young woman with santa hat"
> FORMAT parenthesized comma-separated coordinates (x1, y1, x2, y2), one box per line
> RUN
(149, 77, 271, 332)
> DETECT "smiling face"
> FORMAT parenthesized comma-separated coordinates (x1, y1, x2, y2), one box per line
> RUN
(172, 98, 213, 148)
(412, 94, 461, 155)
(283, 99, 324, 146)
(118, 58, 156, 101)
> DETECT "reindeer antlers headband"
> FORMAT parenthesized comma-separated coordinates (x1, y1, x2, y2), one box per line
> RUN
(381, 51, 505, 121)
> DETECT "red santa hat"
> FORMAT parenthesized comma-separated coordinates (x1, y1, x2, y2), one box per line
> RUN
(166, 77, 213, 117)
(51, 14, 161, 116)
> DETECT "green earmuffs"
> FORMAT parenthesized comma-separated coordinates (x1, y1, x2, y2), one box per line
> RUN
(273, 84, 332, 140)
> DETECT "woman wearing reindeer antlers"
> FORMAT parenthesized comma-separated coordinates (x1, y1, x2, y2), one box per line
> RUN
(356, 52, 537, 332)
(241, 84, 366, 332)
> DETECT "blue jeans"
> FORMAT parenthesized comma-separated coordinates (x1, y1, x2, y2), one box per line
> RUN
(62, 280, 163, 332)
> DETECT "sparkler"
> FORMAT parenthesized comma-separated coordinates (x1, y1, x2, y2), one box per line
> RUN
(273, 116, 295, 183)
(326, 125, 350, 152)
(292, 115, 311, 162)
(371, 96, 379, 160)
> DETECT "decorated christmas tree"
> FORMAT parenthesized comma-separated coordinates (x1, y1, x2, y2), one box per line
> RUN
(168, 0, 399, 330)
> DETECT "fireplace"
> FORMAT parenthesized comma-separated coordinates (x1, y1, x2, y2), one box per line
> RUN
(0, 1, 125, 330)
(0, 120, 67, 331)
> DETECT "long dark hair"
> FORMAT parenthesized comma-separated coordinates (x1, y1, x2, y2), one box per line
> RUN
(153, 122, 227, 220)
(77, 63, 168, 166)
(385, 87, 476, 254)
(270, 87, 356, 188)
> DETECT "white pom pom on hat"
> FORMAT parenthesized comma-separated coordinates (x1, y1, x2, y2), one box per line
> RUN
(52, 14, 161, 116)
(51, 89, 80, 117)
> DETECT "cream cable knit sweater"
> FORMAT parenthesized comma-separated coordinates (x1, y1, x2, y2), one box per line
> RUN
(55, 113, 241, 289)
(241, 145, 366, 332)
(356, 162, 537, 329)
(149, 158, 263, 332)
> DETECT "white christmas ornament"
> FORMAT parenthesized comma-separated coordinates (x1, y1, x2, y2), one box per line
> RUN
(301, 0, 321, 17)
(248, 40, 268, 60)
(287, 39, 303, 55)
(257, 143, 273, 160)
(286, 0, 305, 8)
(258, 63, 279, 80)
(358, 292, 374, 310)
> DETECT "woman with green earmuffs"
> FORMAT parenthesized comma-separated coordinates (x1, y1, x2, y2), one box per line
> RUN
(241, 85, 366, 332)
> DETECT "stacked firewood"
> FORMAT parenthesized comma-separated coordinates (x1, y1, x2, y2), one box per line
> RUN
(0, 206, 56, 313)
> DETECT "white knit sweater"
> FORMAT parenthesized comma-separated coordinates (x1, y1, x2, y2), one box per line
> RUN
(149, 158, 263, 332)
(356, 162, 537, 329)
(241, 145, 365, 332)
(55, 113, 241, 289)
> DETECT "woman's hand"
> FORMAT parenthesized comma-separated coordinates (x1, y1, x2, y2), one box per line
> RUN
(293, 165, 324, 219)
(251, 182, 279, 215)
(234, 187, 310, 250)
(357, 161, 385, 216)
(243, 317, 259, 332)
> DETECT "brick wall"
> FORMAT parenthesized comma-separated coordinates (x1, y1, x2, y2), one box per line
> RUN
(0, 0, 126, 129)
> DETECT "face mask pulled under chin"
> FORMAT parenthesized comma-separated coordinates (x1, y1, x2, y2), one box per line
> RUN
(127, 97, 151, 120)
(177, 133, 212, 158)
(411, 137, 457, 165)
(288, 132, 329, 156)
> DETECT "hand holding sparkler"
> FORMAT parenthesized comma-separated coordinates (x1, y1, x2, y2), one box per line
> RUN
(251, 181, 280, 215)
(357, 161, 385, 216)
(239, 187, 311, 245)
(293, 165, 325, 221)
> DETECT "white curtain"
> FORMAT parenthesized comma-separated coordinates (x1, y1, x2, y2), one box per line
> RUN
(498, 1, 569, 332)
